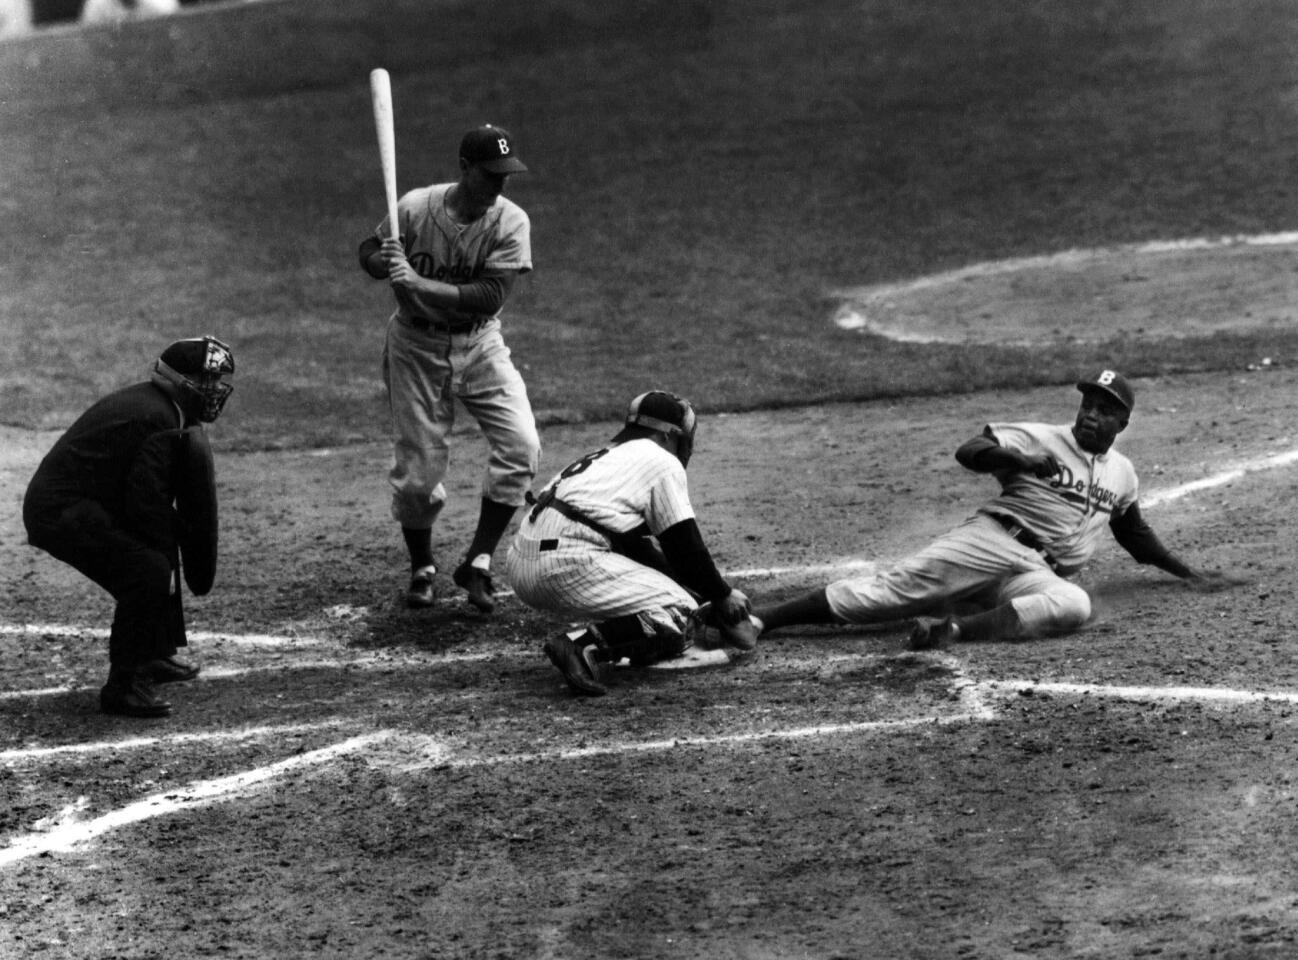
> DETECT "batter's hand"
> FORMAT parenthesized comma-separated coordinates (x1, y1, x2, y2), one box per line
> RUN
(387, 259, 419, 290)
(379, 237, 411, 283)
(1184, 569, 1251, 593)
(1021, 452, 1061, 479)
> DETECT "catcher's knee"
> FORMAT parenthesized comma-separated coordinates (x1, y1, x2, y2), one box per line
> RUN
(591, 611, 689, 667)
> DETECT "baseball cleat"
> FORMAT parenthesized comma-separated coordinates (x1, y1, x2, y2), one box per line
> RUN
(543, 635, 608, 696)
(690, 604, 762, 652)
(719, 614, 760, 652)
(100, 670, 172, 718)
(406, 565, 437, 608)
(144, 655, 200, 684)
(453, 561, 496, 613)
(908, 616, 961, 651)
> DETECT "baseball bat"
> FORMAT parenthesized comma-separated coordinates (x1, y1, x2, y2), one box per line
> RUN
(369, 68, 400, 241)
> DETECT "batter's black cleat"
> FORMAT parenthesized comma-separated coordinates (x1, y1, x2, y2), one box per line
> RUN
(144, 655, 200, 684)
(453, 561, 496, 613)
(543, 635, 608, 696)
(406, 565, 437, 608)
(908, 616, 961, 651)
(100, 669, 172, 718)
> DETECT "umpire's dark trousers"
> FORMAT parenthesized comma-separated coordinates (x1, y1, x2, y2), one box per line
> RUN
(24, 499, 185, 670)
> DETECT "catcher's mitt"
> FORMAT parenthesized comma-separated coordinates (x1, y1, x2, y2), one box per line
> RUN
(687, 601, 760, 652)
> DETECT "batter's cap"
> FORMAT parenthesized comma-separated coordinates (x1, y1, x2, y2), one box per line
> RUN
(1076, 368, 1134, 412)
(459, 124, 527, 174)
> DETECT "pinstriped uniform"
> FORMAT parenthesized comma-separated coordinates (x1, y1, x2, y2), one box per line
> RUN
(505, 439, 698, 632)
(827, 422, 1138, 636)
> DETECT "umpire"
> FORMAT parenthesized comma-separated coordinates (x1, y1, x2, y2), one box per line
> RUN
(23, 336, 234, 718)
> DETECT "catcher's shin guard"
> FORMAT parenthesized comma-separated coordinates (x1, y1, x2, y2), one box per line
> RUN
(591, 613, 690, 667)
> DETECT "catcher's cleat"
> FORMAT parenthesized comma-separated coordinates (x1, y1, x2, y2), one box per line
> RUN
(453, 560, 496, 613)
(406, 565, 437, 608)
(543, 635, 608, 696)
(144, 655, 200, 685)
(100, 670, 172, 718)
(908, 616, 961, 651)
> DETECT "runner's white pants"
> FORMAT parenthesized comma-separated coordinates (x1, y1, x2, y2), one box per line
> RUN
(825, 513, 1092, 637)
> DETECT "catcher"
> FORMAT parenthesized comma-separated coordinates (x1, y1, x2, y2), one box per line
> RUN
(505, 390, 757, 696)
(23, 336, 234, 718)
(750, 370, 1246, 648)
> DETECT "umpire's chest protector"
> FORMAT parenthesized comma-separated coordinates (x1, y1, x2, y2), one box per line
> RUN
(175, 427, 219, 596)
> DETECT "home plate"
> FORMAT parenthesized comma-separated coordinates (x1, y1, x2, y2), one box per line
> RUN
(645, 647, 736, 670)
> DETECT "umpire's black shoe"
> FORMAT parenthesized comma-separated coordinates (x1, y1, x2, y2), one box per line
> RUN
(145, 655, 200, 684)
(101, 670, 172, 718)
(406, 565, 437, 608)
(453, 560, 496, 613)
(543, 636, 608, 696)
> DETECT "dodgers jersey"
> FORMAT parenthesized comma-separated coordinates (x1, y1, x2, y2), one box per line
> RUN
(376, 183, 531, 327)
(979, 422, 1139, 569)
(527, 439, 695, 546)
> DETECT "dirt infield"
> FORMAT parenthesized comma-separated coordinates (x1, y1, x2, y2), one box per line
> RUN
(2, 362, 1296, 958)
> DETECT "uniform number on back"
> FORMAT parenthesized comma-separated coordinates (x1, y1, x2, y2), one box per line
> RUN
(559, 447, 612, 479)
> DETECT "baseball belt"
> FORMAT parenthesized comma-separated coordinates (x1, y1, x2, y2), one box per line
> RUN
(407, 315, 489, 335)
(985, 512, 1062, 573)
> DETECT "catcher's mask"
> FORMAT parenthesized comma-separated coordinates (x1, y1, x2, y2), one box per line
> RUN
(626, 390, 696, 466)
(152, 335, 236, 423)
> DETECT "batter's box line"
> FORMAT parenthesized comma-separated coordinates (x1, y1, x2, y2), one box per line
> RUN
(0, 719, 355, 764)
(0, 732, 391, 870)
(0, 678, 994, 870)
(0, 623, 335, 648)
(974, 678, 1298, 707)
(11, 671, 1295, 869)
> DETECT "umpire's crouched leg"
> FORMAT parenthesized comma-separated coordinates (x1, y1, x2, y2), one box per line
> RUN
(26, 501, 180, 717)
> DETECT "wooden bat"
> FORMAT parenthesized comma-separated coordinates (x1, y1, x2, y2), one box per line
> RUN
(369, 68, 400, 241)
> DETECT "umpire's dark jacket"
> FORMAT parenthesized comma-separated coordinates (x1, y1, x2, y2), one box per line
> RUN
(23, 381, 198, 669)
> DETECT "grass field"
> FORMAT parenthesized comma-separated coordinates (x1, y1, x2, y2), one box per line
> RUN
(3, 2, 1298, 958)
(2, 0, 1297, 447)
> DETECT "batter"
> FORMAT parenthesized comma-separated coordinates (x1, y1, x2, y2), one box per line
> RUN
(506, 391, 754, 695)
(359, 123, 541, 613)
(751, 370, 1245, 648)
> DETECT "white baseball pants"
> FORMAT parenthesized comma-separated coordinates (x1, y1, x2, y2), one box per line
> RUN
(825, 513, 1092, 637)
(383, 316, 540, 529)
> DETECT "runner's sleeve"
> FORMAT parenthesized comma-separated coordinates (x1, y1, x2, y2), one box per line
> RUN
(956, 427, 1032, 473)
(1110, 502, 1193, 577)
